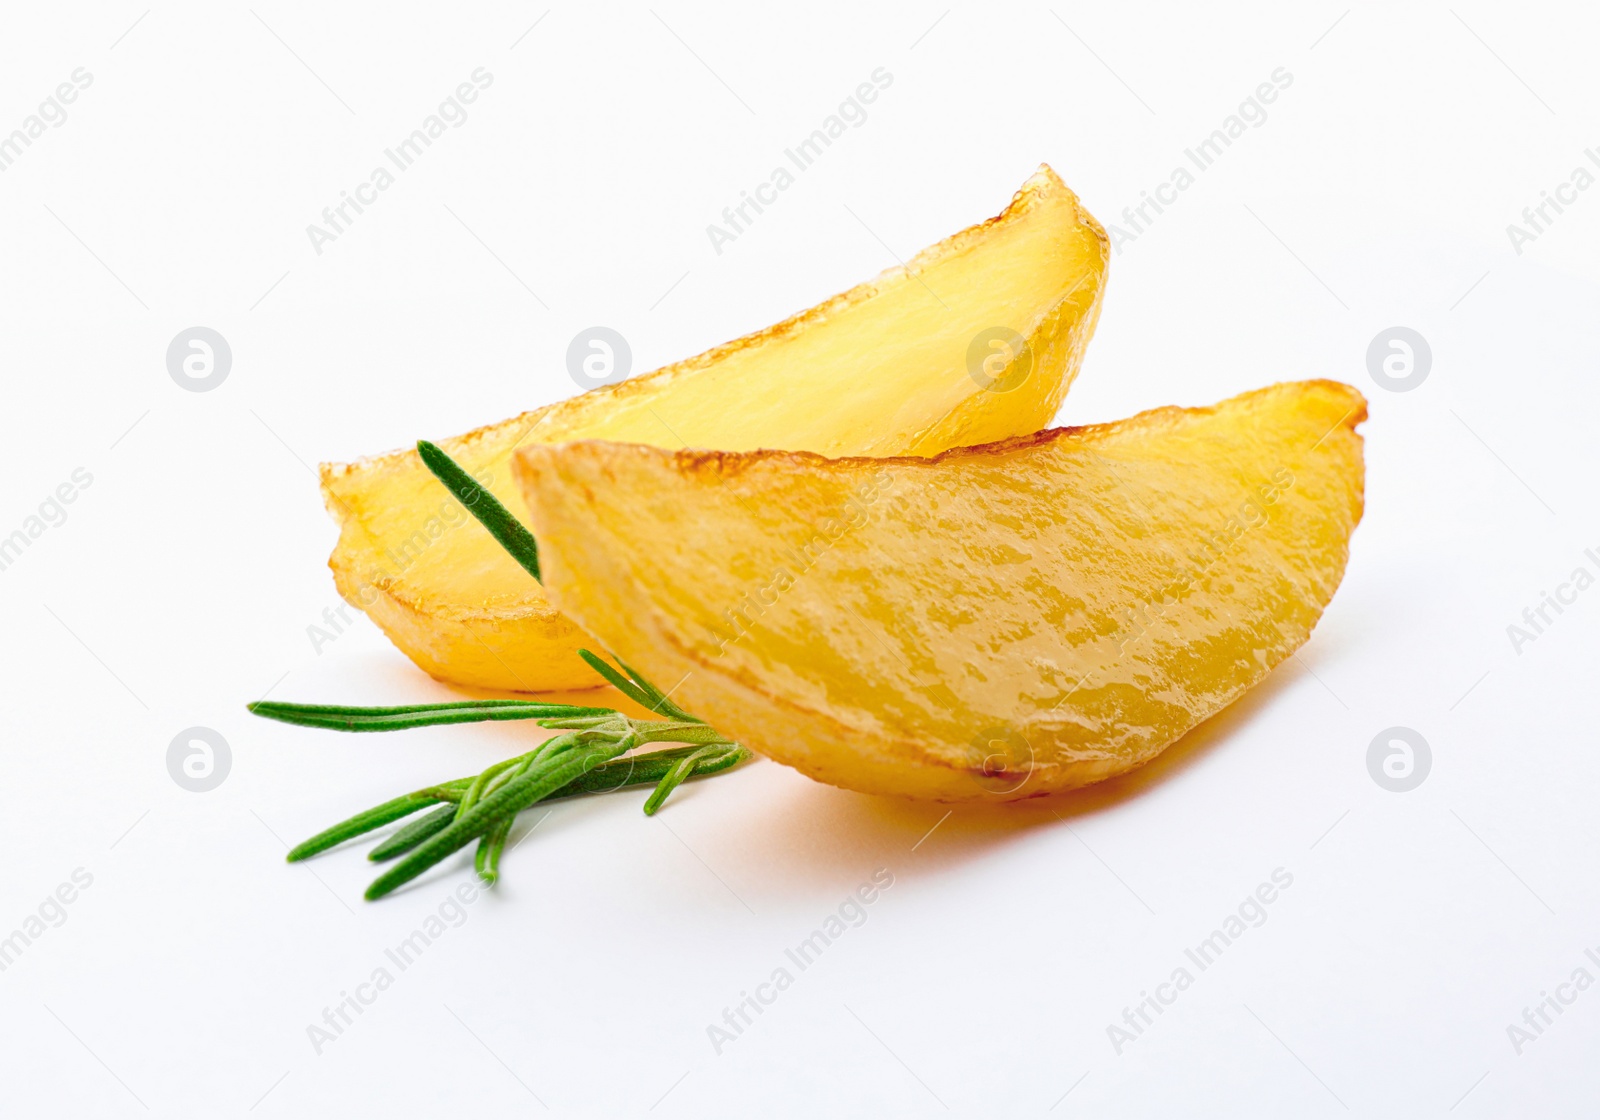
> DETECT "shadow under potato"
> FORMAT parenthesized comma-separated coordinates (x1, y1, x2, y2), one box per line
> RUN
(337, 649, 1302, 900)
(688, 658, 1308, 895)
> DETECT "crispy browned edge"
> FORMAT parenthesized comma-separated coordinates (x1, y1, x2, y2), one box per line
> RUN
(315, 163, 1108, 490)
(521, 378, 1369, 483)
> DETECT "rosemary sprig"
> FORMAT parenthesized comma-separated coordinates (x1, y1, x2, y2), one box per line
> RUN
(257, 440, 752, 900)
(365, 731, 627, 899)
(283, 736, 747, 864)
(265, 653, 750, 898)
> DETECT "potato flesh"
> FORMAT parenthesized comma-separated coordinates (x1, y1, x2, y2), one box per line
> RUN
(321, 166, 1109, 691)
(514, 381, 1367, 800)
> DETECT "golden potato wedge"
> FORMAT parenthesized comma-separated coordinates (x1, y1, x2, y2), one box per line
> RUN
(513, 381, 1367, 800)
(322, 165, 1109, 691)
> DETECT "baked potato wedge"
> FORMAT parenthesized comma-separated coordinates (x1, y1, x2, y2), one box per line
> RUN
(322, 165, 1109, 691)
(513, 381, 1366, 800)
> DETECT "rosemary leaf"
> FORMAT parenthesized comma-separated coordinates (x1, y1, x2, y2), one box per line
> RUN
(643, 745, 725, 816)
(286, 793, 442, 862)
(544, 743, 733, 798)
(417, 439, 542, 583)
(365, 743, 626, 900)
(612, 655, 698, 722)
(369, 803, 458, 862)
(576, 649, 657, 711)
(247, 698, 610, 733)
(476, 818, 512, 884)
(458, 752, 537, 817)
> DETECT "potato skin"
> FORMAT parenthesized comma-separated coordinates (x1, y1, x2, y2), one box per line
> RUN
(516, 381, 1366, 800)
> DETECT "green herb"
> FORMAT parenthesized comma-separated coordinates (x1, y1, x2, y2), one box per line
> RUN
(254, 439, 751, 901)
(416, 439, 543, 582)
(263, 655, 749, 900)
(247, 698, 612, 732)
(369, 803, 456, 862)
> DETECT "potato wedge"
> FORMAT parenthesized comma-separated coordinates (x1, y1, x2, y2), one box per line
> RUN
(513, 381, 1367, 800)
(322, 165, 1108, 691)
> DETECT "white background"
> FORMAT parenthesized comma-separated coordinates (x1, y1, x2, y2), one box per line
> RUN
(2, 2, 1597, 1116)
